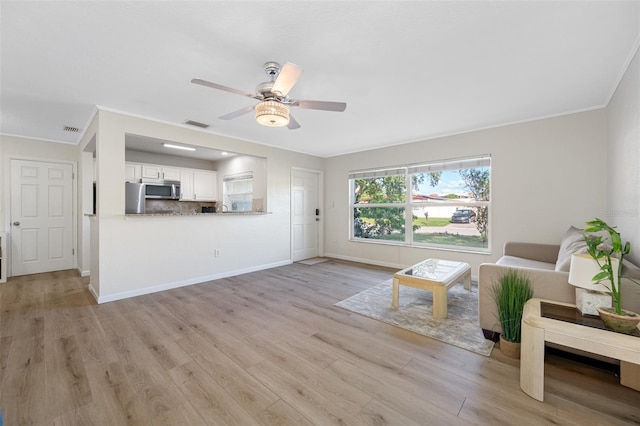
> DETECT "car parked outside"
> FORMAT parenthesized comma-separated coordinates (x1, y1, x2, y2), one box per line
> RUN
(450, 208, 476, 223)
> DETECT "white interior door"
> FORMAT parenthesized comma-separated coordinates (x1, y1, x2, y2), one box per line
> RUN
(10, 159, 74, 276)
(291, 169, 320, 261)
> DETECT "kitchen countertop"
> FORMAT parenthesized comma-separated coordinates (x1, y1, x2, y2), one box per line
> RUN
(125, 211, 270, 217)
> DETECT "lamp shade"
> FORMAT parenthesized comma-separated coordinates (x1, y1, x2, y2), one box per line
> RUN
(255, 100, 290, 127)
(568, 253, 619, 292)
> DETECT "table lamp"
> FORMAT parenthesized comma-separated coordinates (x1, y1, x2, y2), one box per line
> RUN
(568, 253, 617, 316)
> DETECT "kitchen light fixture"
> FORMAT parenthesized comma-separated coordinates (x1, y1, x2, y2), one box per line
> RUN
(163, 143, 196, 151)
(255, 100, 290, 127)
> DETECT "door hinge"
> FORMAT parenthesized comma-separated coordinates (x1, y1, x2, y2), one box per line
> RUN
(72, 172, 75, 180)
(72, 248, 75, 255)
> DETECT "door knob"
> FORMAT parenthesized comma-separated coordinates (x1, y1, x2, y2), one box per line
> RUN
(13, 221, 20, 226)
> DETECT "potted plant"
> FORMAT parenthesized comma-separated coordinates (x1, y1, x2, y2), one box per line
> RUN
(492, 269, 534, 358)
(583, 218, 640, 333)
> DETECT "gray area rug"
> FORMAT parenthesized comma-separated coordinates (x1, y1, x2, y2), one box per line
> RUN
(335, 280, 495, 356)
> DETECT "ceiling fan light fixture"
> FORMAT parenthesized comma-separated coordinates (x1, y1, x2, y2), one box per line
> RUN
(255, 100, 289, 127)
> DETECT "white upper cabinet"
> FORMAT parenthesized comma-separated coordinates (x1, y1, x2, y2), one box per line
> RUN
(141, 165, 181, 182)
(127, 162, 217, 201)
(141, 164, 162, 180)
(179, 169, 217, 201)
(180, 169, 194, 201)
(193, 170, 217, 201)
(162, 167, 181, 181)
(125, 162, 141, 182)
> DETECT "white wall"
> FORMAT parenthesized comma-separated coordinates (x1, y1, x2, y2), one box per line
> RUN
(324, 109, 608, 278)
(607, 45, 640, 265)
(84, 109, 323, 302)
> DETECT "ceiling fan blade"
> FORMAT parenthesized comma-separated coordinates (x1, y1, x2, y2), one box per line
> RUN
(287, 114, 301, 130)
(292, 99, 347, 112)
(219, 105, 255, 120)
(271, 62, 303, 97)
(192, 78, 258, 99)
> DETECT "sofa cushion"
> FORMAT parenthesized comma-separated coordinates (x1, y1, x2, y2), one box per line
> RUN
(555, 226, 588, 272)
(497, 255, 556, 271)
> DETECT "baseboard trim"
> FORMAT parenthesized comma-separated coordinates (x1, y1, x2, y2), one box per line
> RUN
(323, 252, 405, 270)
(324, 252, 479, 281)
(94, 259, 292, 304)
(88, 283, 99, 302)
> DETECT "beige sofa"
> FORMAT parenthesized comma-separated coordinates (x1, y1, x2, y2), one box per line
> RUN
(479, 239, 640, 340)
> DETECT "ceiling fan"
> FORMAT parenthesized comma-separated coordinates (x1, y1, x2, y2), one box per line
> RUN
(192, 61, 346, 130)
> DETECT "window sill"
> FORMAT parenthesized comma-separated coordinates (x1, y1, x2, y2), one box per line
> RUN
(349, 237, 492, 256)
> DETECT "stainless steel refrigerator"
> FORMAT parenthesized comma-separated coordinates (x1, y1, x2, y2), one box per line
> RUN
(125, 182, 145, 214)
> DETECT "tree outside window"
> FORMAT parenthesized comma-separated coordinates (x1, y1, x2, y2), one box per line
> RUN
(350, 156, 491, 251)
(353, 175, 406, 240)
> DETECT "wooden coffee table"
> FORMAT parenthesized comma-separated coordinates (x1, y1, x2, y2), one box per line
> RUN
(392, 258, 471, 319)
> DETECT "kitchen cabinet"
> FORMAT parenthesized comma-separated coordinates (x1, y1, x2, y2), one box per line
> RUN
(179, 169, 194, 200)
(141, 165, 181, 182)
(193, 170, 217, 201)
(141, 164, 161, 180)
(180, 169, 217, 201)
(126, 162, 216, 201)
(125, 162, 141, 182)
(163, 167, 181, 181)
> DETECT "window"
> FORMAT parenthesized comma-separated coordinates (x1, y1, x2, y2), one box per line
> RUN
(350, 156, 491, 252)
(223, 172, 253, 212)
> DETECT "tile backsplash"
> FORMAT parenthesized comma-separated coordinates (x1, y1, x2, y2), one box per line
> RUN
(146, 200, 216, 214)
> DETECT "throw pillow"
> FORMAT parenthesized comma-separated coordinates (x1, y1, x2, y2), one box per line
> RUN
(555, 226, 589, 272)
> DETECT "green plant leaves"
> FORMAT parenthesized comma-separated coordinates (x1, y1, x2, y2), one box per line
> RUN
(582, 217, 636, 315)
(492, 269, 534, 343)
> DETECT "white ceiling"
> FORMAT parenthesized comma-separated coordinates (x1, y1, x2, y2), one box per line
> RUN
(1, 1, 639, 158)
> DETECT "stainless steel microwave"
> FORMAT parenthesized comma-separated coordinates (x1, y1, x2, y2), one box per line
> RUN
(143, 180, 181, 200)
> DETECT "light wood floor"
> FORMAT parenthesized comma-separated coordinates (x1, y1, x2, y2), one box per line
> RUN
(1, 260, 639, 425)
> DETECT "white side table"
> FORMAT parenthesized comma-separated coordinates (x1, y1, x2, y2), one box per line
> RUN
(520, 298, 640, 401)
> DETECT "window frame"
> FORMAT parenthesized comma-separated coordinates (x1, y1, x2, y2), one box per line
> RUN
(223, 171, 254, 212)
(349, 155, 491, 254)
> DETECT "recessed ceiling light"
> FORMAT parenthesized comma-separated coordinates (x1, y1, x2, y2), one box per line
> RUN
(221, 152, 229, 156)
(163, 143, 196, 151)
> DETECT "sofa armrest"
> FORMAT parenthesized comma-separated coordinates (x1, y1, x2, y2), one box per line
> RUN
(503, 242, 560, 264)
(478, 263, 574, 334)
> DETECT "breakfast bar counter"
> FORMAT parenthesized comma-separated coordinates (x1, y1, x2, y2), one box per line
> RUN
(124, 211, 270, 217)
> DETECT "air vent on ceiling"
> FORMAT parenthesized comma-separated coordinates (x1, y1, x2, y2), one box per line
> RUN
(184, 120, 210, 129)
(63, 125, 80, 133)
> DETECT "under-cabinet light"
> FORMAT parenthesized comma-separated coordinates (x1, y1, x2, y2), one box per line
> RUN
(163, 143, 196, 151)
